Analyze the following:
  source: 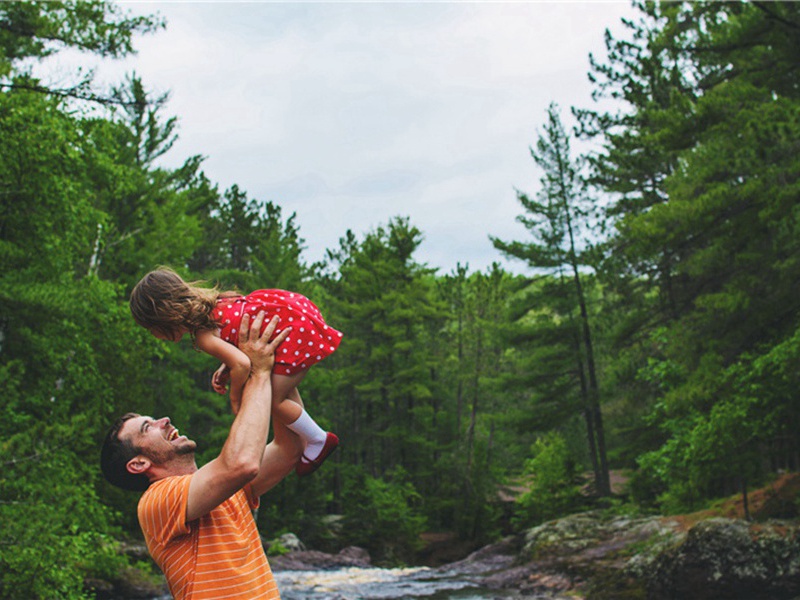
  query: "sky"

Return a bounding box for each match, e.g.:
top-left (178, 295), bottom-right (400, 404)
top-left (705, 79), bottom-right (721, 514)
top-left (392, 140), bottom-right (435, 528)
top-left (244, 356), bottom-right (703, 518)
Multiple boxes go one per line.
top-left (47, 1), bottom-right (638, 275)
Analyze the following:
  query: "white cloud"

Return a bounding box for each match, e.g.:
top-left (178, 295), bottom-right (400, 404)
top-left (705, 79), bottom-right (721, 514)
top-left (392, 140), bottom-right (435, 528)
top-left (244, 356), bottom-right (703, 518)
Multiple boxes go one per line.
top-left (42, 1), bottom-right (637, 274)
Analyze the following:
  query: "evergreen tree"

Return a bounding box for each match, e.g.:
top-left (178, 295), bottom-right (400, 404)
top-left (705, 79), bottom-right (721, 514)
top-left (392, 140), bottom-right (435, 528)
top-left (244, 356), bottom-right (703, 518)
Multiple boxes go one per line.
top-left (583, 0), bottom-right (800, 507)
top-left (0, 4), bottom-right (167, 595)
top-left (493, 103), bottom-right (610, 496)
top-left (322, 217), bottom-right (442, 479)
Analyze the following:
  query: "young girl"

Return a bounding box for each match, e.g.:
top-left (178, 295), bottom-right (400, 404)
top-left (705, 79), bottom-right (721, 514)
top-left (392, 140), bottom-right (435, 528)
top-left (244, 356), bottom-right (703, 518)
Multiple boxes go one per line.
top-left (129, 267), bottom-right (340, 476)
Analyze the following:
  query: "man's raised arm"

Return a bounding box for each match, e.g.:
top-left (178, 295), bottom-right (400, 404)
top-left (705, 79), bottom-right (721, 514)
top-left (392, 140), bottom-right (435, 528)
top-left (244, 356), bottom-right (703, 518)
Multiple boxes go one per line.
top-left (185, 312), bottom-right (289, 522)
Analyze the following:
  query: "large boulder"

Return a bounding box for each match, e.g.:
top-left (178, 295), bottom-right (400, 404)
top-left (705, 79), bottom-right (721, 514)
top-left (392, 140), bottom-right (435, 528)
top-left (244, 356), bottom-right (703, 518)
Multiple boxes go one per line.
top-left (646, 518), bottom-right (800, 600)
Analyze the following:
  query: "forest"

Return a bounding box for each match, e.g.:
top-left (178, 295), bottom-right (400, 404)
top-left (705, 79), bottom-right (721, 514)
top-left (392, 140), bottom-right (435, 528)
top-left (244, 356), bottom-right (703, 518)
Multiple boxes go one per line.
top-left (1, 1), bottom-right (799, 598)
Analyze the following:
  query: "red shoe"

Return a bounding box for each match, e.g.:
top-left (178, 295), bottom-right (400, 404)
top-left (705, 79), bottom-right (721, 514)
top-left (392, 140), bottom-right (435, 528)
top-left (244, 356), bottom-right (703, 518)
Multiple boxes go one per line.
top-left (296, 432), bottom-right (339, 477)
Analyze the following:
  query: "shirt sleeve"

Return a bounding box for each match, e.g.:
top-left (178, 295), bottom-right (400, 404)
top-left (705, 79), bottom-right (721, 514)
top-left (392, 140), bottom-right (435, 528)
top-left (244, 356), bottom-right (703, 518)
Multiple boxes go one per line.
top-left (138, 475), bottom-right (193, 545)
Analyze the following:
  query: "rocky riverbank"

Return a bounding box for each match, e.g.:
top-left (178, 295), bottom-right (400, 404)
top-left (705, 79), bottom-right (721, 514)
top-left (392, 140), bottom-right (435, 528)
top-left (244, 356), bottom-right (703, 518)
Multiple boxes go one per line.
top-left (92, 512), bottom-right (799, 600)
top-left (439, 512), bottom-right (800, 599)
top-left (89, 474), bottom-right (800, 599)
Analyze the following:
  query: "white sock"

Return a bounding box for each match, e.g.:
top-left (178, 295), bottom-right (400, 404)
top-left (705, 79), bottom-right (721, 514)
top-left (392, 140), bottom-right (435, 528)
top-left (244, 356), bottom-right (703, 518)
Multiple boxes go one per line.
top-left (286, 409), bottom-right (327, 460)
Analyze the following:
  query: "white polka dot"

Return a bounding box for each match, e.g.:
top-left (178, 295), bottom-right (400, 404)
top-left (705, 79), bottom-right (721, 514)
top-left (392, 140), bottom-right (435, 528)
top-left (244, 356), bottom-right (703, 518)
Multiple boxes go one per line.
top-left (218, 311), bottom-right (223, 316)
top-left (319, 343), bottom-right (324, 348)
top-left (228, 304), bottom-right (233, 308)
top-left (289, 317), bottom-right (294, 321)
top-left (308, 341), bottom-right (313, 346)
top-left (234, 312), bottom-right (239, 316)
top-left (300, 327), bottom-right (305, 332)
top-left (283, 349), bottom-right (288, 353)
top-left (305, 353), bottom-right (310, 358)
top-left (330, 346), bottom-right (335, 351)
top-left (316, 355), bottom-right (321, 360)
top-left (295, 351), bottom-right (300, 355)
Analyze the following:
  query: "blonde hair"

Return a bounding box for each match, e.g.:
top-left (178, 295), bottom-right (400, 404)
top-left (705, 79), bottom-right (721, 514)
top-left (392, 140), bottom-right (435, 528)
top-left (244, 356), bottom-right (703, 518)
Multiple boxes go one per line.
top-left (130, 267), bottom-right (235, 337)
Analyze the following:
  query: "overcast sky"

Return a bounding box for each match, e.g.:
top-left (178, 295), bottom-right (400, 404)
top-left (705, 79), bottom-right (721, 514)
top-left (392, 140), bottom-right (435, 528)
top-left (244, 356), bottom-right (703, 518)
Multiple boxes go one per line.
top-left (52, 1), bottom-right (637, 275)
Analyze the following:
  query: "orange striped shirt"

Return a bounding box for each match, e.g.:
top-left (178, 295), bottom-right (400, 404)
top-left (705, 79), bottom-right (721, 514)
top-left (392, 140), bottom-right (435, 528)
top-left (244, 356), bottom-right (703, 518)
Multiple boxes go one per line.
top-left (138, 475), bottom-right (280, 600)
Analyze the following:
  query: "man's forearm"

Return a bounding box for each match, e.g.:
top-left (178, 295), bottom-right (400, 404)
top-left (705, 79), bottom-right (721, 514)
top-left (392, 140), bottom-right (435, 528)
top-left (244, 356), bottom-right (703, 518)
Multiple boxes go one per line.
top-left (219, 370), bottom-right (273, 472)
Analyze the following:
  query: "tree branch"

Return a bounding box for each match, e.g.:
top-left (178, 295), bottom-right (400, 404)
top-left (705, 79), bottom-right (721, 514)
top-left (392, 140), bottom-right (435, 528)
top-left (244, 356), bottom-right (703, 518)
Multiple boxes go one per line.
top-left (0, 80), bottom-right (151, 107)
top-left (752, 2), bottom-right (800, 31)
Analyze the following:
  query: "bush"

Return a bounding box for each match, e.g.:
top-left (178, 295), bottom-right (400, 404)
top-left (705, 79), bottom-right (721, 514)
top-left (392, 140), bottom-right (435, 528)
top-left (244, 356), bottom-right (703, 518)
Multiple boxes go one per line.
top-left (513, 432), bottom-right (582, 528)
top-left (340, 466), bottom-right (427, 564)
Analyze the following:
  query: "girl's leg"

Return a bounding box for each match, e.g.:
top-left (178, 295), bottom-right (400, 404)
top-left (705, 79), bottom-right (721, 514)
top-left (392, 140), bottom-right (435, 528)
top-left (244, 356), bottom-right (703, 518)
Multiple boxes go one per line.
top-left (271, 371), bottom-right (308, 424)
top-left (272, 372), bottom-right (338, 474)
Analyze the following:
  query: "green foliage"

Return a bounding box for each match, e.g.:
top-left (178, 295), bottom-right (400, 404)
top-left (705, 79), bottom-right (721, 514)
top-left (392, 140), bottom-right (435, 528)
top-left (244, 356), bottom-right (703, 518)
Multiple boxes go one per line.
top-left (340, 466), bottom-right (427, 564)
top-left (513, 432), bottom-right (582, 527)
top-left (493, 102), bottom-right (611, 496)
top-left (5, 0), bottom-right (800, 592)
top-left (582, 0), bottom-right (800, 511)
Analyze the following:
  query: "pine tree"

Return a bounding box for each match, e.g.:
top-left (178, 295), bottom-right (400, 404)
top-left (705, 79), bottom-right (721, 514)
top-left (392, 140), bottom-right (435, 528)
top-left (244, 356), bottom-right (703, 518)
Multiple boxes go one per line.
top-left (493, 103), bottom-right (610, 496)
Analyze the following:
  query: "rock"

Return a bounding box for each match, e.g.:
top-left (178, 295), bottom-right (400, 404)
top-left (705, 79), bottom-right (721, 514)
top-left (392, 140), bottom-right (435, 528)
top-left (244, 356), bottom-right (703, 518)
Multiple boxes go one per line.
top-left (417, 532), bottom-right (482, 567)
top-left (86, 566), bottom-right (169, 600)
top-left (646, 518), bottom-right (800, 600)
top-left (269, 546), bottom-right (372, 571)
top-left (438, 511), bottom-right (686, 599)
top-left (276, 532), bottom-right (307, 552)
top-left (320, 514), bottom-right (344, 536)
top-left (438, 535), bottom-right (520, 576)
top-left (337, 546), bottom-right (371, 563)
top-left (84, 542), bottom-right (169, 600)
top-left (118, 541), bottom-right (151, 562)
top-left (522, 510), bottom-right (675, 562)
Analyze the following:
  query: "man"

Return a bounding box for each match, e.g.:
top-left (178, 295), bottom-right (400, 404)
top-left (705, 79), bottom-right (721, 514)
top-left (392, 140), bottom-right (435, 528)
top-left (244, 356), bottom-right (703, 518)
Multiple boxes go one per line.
top-left (101, 312), bottom-right (302, 599)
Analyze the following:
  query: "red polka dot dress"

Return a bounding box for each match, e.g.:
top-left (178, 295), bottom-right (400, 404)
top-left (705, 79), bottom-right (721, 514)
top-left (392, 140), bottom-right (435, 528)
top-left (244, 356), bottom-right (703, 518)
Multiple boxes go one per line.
top-left (214, 290), bottom-right (342, 376)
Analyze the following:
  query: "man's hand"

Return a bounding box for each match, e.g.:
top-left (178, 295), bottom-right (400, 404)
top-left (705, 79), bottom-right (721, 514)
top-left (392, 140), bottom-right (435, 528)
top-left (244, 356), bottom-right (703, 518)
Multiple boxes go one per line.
top-left (237, 312), bottom-right (290, 376)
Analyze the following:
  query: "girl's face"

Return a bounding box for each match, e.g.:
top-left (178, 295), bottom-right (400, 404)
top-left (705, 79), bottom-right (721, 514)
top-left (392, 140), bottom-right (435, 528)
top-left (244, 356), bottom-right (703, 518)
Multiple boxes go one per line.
top-left (150, 327), bottom-right (187, 342)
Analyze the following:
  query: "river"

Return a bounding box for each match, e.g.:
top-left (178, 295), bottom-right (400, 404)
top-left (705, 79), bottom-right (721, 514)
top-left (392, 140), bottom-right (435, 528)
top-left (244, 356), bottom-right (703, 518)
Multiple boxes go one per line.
top-left (153, 565), bottom-right (566, 599)
top-left (271, 566), bottom-right (567, 599)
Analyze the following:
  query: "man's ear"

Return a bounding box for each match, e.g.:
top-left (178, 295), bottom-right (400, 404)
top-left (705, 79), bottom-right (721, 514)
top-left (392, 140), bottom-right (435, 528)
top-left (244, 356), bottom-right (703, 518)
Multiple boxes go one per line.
top-left (126, 456), bottom-right (150, 475)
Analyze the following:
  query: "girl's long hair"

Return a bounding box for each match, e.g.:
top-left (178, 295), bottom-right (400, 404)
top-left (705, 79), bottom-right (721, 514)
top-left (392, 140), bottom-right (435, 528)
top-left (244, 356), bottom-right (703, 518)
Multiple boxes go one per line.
top-left (130, 267), bottom-right (236, 337)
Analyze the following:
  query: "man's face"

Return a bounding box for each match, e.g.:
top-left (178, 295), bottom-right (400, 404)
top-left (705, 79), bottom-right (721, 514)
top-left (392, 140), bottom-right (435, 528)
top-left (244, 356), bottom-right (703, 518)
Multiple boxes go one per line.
top-left (119, 415), bottom-right (197, 466)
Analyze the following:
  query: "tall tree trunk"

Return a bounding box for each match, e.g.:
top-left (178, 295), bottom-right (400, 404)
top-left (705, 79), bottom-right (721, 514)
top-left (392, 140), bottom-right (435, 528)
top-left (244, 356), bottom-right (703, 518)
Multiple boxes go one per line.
top-left (570, 264), bottom-right (611, 496)
top-left (560, 268), bottom-right (602, 492)
top-left (466, 329), bottom-right (482, 472)
top-left (456, 303), bottom-right (464, 434)
top-left (554, 125), bottom-right (611, 497)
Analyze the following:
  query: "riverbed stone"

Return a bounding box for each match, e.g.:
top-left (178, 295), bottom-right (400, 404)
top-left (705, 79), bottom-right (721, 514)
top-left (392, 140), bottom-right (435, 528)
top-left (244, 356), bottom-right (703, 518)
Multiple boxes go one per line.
top-left (269, 545), bottom-right (372, 570)
top-left (646, 517), bottom-right (800, 600)
top-left (276, 532), bottom-right (307, 552)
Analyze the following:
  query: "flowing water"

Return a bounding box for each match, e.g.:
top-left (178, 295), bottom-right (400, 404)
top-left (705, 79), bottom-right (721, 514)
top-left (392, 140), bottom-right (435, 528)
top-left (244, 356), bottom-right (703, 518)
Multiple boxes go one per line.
top-left (272, 566), bottom-right (564, 600)
top-left (153, 565), bottom-right (570, 599)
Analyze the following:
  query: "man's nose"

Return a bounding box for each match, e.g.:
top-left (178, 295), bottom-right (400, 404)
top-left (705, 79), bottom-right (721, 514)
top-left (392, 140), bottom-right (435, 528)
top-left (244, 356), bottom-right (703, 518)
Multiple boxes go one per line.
top-left (157, 417), bottom-right (170, 428)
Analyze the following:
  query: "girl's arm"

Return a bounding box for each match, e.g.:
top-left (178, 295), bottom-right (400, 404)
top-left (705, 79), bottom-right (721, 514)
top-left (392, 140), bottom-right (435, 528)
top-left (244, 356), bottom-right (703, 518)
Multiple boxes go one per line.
top-left (195, 330), bottom-right (251, 413)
